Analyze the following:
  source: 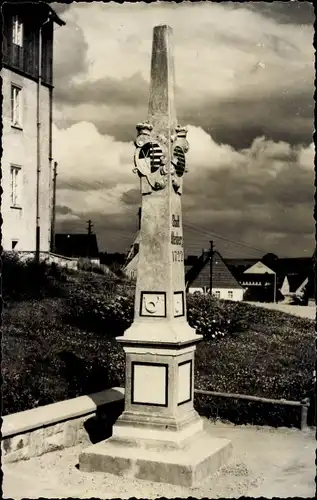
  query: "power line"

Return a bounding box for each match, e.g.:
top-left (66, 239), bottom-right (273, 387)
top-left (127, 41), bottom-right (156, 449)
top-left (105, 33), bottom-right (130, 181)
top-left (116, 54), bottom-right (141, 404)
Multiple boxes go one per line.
top-left (182, 222), bottom-right (265, 254)
top-left (56, 177), bottom-right (267, 255)
top-left (120, 190), bottom-right (267, 254)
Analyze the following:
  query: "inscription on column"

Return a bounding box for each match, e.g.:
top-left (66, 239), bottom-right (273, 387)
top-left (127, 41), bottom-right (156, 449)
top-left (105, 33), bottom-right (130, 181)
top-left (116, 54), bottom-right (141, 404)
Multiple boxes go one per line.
top-left (172, 250), bottom-right (183, 262)
top-left (172, 214), bottom-right (180, 227)
top-left (171, 213), bottom-right (183, 262)
top-left (171, 232), bottom-right (183, 245)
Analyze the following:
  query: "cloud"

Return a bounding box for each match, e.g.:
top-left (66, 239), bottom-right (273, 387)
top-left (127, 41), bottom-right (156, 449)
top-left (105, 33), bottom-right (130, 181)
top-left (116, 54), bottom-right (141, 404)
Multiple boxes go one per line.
top-left (55, 205), bottom-right (73, 215)
top-left (55, 72), bottom-right (148, 107)
top-left (55, 120), bottom-right (314, 256)
top-left (53, 10), bottom-right (89, 85)
top-left (234, 2), bottom-right (315, 26)
top-left (53, 122), bottom-right (137, 222)
top-left (51, 3), bottom-right (72, 16)
top-left (53, 2), bottom-right (314, 150)
top-left (52, 2), bottom-right (314, 256)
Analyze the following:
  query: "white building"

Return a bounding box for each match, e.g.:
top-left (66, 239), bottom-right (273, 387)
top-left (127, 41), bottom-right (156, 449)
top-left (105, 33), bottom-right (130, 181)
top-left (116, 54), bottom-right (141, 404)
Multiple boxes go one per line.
top-left (122, 232), bottom-right (140, 280)
top-left (185, 250), bottom-right (244, 301)
top-left (1, 2), bottom-right (65, 253)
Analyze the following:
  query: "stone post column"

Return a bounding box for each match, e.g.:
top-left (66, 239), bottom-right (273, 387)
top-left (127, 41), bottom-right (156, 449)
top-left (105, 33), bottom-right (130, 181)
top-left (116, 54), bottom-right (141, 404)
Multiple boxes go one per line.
top-left (79, 25), bottom-right (232, 486)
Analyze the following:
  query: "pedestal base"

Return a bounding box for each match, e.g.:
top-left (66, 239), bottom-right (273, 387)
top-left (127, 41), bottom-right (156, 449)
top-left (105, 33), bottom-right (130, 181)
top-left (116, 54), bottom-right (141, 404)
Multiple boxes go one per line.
top-left (79, 429), bottom-right (232, 487)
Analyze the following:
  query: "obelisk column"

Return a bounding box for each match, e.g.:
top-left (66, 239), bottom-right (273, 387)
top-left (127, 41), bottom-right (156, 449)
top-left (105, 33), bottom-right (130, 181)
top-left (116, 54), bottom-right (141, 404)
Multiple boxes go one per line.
top-left (79, 25), bottom-right (232, 486)
top-left (113, 24), bottom-right (203, 442)
top-left (123, 25), bottom-right (196, 343)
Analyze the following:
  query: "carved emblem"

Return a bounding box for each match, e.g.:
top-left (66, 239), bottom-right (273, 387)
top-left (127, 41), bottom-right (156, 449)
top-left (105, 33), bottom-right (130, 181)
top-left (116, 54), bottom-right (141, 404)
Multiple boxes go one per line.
top-left (133, 121), bottom-right (189, 195)
top-left (171, 125), bottom-right (189, 195)
top-left (133, 121), bottom-right (169, 194)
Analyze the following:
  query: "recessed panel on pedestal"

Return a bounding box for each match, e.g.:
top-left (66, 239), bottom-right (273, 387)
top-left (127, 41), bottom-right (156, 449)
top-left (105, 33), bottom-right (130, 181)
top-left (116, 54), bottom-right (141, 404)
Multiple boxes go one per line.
top-left (174, 291), bottom-right (184, 317)
top-left (178, 360), bottom-right (192, 405)
top-left (131, 362), bottom-right (168, 406)
top-left (140, 291), bottom-right (166, 317)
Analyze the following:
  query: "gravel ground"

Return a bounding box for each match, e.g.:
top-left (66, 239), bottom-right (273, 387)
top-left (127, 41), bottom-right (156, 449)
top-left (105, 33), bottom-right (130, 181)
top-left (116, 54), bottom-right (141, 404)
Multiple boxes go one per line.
top-left (245, 302), bottom-right (316, 320)
top-left (3, 419), bottom-right (315, 499)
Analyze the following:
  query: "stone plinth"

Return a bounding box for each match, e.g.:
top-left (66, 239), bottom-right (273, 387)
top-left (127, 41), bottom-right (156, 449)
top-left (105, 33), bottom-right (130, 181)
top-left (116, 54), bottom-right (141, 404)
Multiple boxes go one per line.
top-left (79, 430), bottom-right (232, 487)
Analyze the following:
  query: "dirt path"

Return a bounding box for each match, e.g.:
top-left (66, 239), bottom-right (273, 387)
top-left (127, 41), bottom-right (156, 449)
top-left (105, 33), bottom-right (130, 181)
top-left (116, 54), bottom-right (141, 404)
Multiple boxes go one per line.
top-left (3, 419), bottom-right (315, 498)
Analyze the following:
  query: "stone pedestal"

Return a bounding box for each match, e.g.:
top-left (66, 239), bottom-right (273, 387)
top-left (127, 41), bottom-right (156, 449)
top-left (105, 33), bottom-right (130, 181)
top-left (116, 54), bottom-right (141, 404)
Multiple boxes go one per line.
top-left (79, 24), bottom-right (232, 485)
top-left (79, 429), bottom-right (232, 487)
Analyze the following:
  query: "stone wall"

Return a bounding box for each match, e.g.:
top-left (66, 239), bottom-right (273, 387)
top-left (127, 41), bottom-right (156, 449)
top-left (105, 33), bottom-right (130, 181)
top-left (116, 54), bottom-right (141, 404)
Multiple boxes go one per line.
top-left (2, 387), bottom-right (124, 464)
top-left (2, 415), bottom-right (92, 463)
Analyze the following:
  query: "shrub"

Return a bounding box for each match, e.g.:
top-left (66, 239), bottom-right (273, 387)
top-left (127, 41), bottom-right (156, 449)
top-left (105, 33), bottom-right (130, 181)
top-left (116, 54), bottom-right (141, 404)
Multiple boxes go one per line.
top-left (186, 293), bottom-right (246, 340)
top-left (193, 312), bottom-right (315, 428)
top-left (1, 252), bottom-right (66, 302)
top-left (2, 272), bottom-right (315, 429)
top-left (2, 299), bottom-right (125, 415)
top-left (66, 290), bottom-right (246, 340)
top-left (194, 393), bottom-right (302, 428)
top-left (66, 288), bottom-right (134, 336)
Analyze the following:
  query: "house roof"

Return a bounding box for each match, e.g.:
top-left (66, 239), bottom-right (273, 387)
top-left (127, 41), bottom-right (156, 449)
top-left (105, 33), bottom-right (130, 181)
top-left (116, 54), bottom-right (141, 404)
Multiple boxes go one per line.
top-left (284, 274), bottom-right (309, 293)
top-left (55, 234), bottom-right (99, 258)
top-left (3, 2), bottom-right (66, 26)
top-left (226, 256), bottom-right (314, 282)
top-left (186, 251), bottom-right (243, 290)
top-left (243, 261), bottom-right (275, 274)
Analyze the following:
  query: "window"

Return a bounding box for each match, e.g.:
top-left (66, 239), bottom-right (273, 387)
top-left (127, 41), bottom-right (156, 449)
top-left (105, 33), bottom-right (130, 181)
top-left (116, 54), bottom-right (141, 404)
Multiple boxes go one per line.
top-left (12, 15), bottom-right (23, 47)
top-left (10, 165), bottom-right (21, 207)
top-left (11, 85), bottom-right (22, 128)
top-left (12, 240), bottom-right (18, 250)
top-left (214, 291), bottom-right (220, 299)
top-left (228, 291), bottom-right (233, 299)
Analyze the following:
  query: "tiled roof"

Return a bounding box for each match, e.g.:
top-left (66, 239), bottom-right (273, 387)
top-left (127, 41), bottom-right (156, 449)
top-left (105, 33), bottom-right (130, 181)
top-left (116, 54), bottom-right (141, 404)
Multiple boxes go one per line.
top-left (186, 251), bottom-right (243, 289)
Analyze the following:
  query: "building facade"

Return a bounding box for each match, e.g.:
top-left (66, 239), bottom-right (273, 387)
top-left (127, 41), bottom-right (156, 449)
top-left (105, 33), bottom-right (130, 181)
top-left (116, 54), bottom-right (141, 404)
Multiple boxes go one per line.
top-left (1, 3), bottom-right (64, 252)
top-left (185, 250), bottom-right (245, 301)
top-left (122, 232), bottom-right (140, 280)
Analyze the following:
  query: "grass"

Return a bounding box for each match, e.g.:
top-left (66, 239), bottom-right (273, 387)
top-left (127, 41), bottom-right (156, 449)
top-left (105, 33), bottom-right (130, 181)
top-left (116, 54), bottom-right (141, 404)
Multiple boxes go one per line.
top-left (1, 259), bottom-right (315, 427)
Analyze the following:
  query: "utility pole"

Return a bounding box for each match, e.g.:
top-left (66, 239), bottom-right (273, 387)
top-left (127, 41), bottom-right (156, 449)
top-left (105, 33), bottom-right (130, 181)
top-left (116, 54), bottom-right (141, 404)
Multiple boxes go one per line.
top-left (50, 161), bottom-right (58, 253)
top-left (87, 219), bottom-right (93, 236)
top-left (87, 219), bottom-right (93, 258)
top-left (209, 240), bottom-right (214, 295)
top-left (138, 207), bottom-right (142, 230)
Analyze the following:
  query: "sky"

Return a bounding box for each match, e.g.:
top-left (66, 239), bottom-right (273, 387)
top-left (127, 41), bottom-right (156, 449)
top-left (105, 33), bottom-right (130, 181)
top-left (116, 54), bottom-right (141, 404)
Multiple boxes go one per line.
top-left (51, 1), bottom-right (315, 258)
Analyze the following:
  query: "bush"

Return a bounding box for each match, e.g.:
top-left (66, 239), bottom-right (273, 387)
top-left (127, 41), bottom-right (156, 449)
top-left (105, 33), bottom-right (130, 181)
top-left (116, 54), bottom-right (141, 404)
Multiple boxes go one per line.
top-left (2, 252), bottom-right (66, 302)
top-left (66, 288), bottom-right (134, 336)
top-left (195, 393), bottom-right (302, 428)
top-left (193, 305), bottom-right (315, 428)
top-left (66, 290), bottom-right (246, 340)
top-left (186, 293), bottom-right (245, 340)
top-left (2, 299), bottom-right (125, 415)
top-left (2, 270), bottom-right (315, 428)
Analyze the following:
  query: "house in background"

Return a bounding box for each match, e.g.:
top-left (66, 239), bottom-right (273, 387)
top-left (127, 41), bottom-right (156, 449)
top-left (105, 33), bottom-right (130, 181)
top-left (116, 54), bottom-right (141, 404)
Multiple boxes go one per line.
top-left (121, 232), bottom-right (315, 304)
top-left (54, 233), bottom-right (100, 265)
top-left (121, 232), bottom-right (140, 280)
top-left (1, 2), bottom-right (65, 253)
top-left (280, 274), bottom-right (309, 303)
top-left (185, 250), bottom-right (244, 301)
top-left (240, 260), bottom-right (277, 302)
top-left (230, 255), bottom-right (314, 304)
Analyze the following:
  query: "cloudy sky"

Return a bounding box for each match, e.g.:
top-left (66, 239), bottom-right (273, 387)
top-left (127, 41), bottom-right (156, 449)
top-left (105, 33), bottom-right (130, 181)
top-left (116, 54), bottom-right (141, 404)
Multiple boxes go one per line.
top-left (51, 1), bottom-right (315, 258)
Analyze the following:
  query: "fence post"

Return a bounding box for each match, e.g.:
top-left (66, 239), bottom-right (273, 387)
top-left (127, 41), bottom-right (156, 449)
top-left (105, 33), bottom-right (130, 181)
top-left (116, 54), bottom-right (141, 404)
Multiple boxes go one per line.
top-left (300, 397), bottom-right (310, 430)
